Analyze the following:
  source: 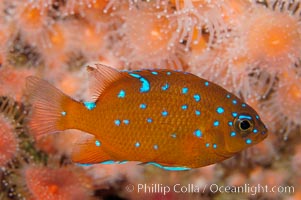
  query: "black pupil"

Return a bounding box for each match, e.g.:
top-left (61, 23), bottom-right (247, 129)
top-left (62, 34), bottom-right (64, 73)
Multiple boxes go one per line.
top-left (240, 120), bottom-right (250, 130)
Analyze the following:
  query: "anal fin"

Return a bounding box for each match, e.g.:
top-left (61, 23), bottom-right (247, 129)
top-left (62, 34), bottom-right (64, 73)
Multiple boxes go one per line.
top-left (72, 137), bottom-right (113, 164)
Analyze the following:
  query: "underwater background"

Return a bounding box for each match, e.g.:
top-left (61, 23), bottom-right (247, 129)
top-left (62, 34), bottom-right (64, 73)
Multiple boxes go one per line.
top-left (0, 0), bottom-right (300, 199)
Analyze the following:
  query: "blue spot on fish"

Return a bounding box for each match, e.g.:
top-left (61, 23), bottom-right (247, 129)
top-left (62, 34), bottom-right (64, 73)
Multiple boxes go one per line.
top-left (135, 142), bottom-right (140, 148)
top-left (151, 71), bottom-right (158, 75)
top-left (195, 110), bottom-right (201, 116)
top-left (171, 133), bottom-right (177, 138)
top-left (216, 107), bottom-right (224, 114)
top-left (232, 112), bottom-right (238, 117)
top-left (167, 72), bottom-right (171, 75)
top-left (61, 111), bottom-right (66, 116)
top-left (140, 77), bottom-right (150, 93)
top-left (153, 144), bottom-right (158, 150)
top-left (238, 114), bottom-right (252, 120)
top-left (84, 102), bottom-right (96, 110)
top-left (213, 144), bottom-right (217, 149)
top-left (161, 110), bottom-right (168, 116)
top-left (213, 120), bottom-right (220, 127)
top-left (140, 103), bottom-right (147, 109)
top-left (228, 121), bottom-right (233, 126)
top-left (95, 140), bottom-right (101, 147)
top-left (182, 87), bottom-right (188, 94)
top-left (193, 94), bottom-right (201, 102)
top-left (181, 104), bottom-right (188, 110)
top-left (246, 139), bottom-right (252, 144)
top-left (205, 81), bottom-right (209, 86)
top-left (242, 103), bottom-right (246, 108)
top-left (230, 131), bottom-right (236, 137)
top-left (123, 119), bottom-right (130, 124)
top-left (118, 90), bottom-right (126, 98)
top-left (256, 115), bottom-right (260, 119)
top-left (226, 94), bottom-right (231, 99)
top-left (147, 118), bottom-right (153, 123)
top-left (253, 129), bottom-right (258, 133)
top-left (232, 99), bottom-right (237, 105)
top-left (129, 73), bottom-right (140, 78)
top-left (194, 129), bottom-right (202, 138)
top-left (114, 119), bottom-right (121, 126)
top-left (161, 83), bottom-right (169, 91)
top-left (206, 143), bottom-right (210, 148)
top-left (129, 73), bottom-right (150, 93)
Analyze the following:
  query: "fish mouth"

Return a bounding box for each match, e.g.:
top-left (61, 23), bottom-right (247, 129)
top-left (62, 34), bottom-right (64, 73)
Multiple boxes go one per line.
top-left (262, 131), bottom-right (268, 139)
top-left (252, 128), bottom-right (268, 144)
top-left (260, 126), bottom-right (268, 138)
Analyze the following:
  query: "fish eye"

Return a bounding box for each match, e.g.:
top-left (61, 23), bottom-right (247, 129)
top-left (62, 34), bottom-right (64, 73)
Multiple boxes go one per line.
top-left (234, 114), bottom-right (254, 134)
top-left (239, 120), bottom-right (251, 130)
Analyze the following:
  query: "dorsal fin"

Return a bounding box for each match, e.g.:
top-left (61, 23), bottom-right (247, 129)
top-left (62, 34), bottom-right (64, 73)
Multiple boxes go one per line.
top-left (86, 63), bottom-right (124, 101)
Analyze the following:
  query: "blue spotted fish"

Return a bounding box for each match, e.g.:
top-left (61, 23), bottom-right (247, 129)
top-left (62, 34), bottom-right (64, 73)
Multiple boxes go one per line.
top-left (26, 64), bottom-right (268, 170)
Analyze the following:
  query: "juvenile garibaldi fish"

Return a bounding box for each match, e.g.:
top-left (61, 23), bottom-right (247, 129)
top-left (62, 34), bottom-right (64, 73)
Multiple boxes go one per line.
top-left (26, 64), bottom-right (268, 171)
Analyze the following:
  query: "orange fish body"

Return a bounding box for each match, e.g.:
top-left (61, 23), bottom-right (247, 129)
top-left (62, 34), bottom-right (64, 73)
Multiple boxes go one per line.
top-left (27, 64), bottom-right (267, 170)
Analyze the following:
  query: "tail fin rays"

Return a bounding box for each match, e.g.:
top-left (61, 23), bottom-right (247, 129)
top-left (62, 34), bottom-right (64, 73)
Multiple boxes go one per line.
top-left (26, 76), bottom-right (73, 138)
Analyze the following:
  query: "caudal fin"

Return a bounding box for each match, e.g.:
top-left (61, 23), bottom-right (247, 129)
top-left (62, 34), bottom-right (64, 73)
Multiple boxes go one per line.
top-left (26, 76), bottom-right (77, 138)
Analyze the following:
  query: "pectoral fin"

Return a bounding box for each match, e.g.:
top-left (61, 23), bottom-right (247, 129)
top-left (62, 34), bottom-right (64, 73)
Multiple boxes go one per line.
top-left (72, 137), bottom-right (113, 164)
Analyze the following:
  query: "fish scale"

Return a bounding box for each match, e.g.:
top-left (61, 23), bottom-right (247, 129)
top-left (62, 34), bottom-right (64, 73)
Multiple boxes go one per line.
top-left (26, 64), bottom-right (268, 170)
